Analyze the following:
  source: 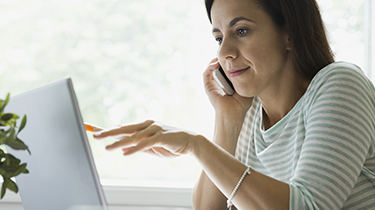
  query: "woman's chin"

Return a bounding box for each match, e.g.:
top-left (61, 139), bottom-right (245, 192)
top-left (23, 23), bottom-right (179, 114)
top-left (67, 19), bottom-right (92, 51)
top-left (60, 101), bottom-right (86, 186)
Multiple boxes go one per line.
top-left (234, 88), bottom-right (253, 98)
top-left (234, 82), bottom-right (258, 98)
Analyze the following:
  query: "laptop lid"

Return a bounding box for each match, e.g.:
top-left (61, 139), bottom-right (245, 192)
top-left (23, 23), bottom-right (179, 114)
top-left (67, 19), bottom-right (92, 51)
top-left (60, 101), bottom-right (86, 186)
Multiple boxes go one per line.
top-left (6, 78), bottom-right (107, 210)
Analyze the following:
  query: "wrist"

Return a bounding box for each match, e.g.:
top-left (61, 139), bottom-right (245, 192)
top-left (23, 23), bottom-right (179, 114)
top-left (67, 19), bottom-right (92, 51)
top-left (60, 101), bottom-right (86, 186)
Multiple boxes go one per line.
top-left (213, 110), bottom-right (247, 154)
top-left (189, 134), bottom-right (209, 159)
top-left (215, 107), bottom-right (247, 123)
top-left (214, 110), bottom-right (247, 139)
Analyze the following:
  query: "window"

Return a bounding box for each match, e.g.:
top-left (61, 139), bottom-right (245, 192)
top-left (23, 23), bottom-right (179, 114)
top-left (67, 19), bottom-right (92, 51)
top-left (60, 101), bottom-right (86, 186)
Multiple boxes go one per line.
top-left (319, 0), bottom-right (365, 74)
top-left (0, 0), bottom-right (215, 189)
top-left (0, 0), bottom-right (372, 208)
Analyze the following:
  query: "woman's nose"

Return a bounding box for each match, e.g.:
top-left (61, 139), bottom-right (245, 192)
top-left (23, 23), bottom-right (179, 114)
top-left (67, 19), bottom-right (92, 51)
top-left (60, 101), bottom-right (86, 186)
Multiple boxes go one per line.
top-left (217, 38), bottom-right (238, 61)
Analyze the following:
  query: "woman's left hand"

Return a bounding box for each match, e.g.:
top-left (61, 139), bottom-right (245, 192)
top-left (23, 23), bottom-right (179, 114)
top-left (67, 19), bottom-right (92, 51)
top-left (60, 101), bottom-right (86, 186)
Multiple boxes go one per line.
top-left (93, 120), bottom-right (202, 157)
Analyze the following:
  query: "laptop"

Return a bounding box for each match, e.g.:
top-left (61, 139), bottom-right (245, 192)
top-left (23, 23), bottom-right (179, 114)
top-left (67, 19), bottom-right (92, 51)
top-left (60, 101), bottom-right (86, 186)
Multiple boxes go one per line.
top-left (6, 78), bottom-right (108, 210)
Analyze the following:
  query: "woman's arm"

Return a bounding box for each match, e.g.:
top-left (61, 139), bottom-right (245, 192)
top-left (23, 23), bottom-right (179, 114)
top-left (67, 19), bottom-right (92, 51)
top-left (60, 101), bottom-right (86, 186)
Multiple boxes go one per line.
top-left (192, 111), bottom-right (245, 210)
top-left (192, 135), bottom-right (290, 210)
top-left (192, 58), bottom-right (253, 209)
top-left (97, 119), bottom-right (290, 210)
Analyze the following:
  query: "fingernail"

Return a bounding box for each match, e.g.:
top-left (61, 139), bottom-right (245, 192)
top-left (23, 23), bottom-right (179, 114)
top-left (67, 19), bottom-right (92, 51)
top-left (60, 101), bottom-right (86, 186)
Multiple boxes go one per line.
top-left (94, 132), bottom-right (102, 136)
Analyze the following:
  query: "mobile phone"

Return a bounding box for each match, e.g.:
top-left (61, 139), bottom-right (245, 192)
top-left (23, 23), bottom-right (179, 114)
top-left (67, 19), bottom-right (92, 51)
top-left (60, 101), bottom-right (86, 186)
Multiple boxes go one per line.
top-left (212, 66), bottom-right (235, 96)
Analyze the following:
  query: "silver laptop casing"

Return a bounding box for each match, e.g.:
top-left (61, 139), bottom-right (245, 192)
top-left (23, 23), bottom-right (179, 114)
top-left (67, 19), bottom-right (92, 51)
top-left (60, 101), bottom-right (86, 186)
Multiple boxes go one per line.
top-left (6, 78), bottom-right (107, 210)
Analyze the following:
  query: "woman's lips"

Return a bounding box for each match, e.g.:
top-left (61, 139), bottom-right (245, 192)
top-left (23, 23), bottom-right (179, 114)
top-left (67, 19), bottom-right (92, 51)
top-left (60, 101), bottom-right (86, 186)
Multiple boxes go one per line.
top-left (228, 67), bottom-right (249, 78)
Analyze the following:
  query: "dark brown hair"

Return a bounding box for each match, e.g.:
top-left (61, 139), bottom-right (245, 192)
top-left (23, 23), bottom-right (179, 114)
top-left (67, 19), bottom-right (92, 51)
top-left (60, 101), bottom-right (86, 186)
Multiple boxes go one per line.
top-left (205, 0), bottom-right (335, 79)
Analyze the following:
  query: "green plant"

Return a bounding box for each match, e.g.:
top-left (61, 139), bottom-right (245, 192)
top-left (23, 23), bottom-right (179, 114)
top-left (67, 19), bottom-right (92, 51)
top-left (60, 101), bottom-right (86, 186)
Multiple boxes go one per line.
top-left (0, 93), bottom-right (30, 199)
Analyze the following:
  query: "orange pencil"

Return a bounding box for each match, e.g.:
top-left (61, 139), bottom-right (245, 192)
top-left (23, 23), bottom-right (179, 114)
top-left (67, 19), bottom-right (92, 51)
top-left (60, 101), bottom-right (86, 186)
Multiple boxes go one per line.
top-left (85, 123), bottom-right (124, 141)
top-left (84, 123), bottom-right (103, 132)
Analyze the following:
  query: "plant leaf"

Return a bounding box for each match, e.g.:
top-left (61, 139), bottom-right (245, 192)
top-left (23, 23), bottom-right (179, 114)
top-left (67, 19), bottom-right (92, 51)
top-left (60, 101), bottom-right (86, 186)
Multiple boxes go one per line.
top-left (6, 138), bottom-right (29, 152)
top-left (22, 168), bottom-right (29, 174)
top-left (11, 163), bottom-right (27, 177)
top-left (4, 127), bottom-right (16, 144)
top-left (15, 138), bottom-right (31, 155)
top-left (0, 158), bottom-right (23, 177)
top-left (0, 113), bottom-right (13, 121)
top-left (18, 115), bottom-right (27, 133)
top-left (0, 178), bottom-right (6, 199)
top-left (0, 93), bottom-right (10, 114)
top-left (5, 178), bottom-right (18, 193)
top-left (0, 166), bottom-right (17, 177)
top-left (4, 94), bottom-right (9, 108)
top-left (4, 153), bottom-right (20, 165)
top-left (0, 168), bottom-right (5, 175)
top-left (0, 132), bottom-right (6, 144)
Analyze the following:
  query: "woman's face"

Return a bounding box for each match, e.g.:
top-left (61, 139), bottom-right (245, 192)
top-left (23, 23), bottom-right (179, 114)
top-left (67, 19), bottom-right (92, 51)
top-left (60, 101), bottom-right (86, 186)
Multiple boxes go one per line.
top-left (211, 0), bottom-right (293, 98)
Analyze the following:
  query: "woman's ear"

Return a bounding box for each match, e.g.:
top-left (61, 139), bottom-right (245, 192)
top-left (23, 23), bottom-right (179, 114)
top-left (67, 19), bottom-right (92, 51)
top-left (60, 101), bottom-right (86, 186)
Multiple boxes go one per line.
top-left (285, 33), bottom-right (292, 51)
top-left (281, 26), bottom-right (292, 51)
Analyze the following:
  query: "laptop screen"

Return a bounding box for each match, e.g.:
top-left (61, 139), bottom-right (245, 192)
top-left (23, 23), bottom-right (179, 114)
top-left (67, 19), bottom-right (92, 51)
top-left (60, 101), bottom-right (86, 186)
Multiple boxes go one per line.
top-left (6, 78), bottom-right (107, 210)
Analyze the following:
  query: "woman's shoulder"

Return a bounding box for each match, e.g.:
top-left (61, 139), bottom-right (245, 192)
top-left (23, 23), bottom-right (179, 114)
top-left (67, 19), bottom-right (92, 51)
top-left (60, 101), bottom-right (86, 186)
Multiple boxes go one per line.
top-left (313, 61), bottom-right (368, 82)
top-left (308, 61), bottom-right (374, 92)
top-left (301, 61), bottom-right (375, 113)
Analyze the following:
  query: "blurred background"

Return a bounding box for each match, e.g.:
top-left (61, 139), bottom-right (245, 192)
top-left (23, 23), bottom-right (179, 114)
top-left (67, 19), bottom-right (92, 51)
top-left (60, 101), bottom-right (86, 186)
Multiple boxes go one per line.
top-left (0, 0), bottom-right (367, 188)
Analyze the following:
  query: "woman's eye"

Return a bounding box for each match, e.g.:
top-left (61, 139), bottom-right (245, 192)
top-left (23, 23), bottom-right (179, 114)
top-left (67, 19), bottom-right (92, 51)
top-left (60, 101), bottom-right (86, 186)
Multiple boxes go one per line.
top-left (215, 37), bottom-right (223, 45)
top-left (237, 28), bottom-right (248, 36)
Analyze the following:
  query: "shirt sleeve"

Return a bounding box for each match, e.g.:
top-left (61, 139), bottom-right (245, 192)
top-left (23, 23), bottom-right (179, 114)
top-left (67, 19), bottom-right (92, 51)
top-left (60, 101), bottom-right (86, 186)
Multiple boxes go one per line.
top-left (289, 65), bottom-right (375, 209)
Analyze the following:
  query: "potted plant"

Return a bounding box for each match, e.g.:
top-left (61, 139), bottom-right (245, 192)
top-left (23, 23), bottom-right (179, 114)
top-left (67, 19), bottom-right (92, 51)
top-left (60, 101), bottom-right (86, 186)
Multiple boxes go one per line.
top-left (0, 93), bottom-right (30, 199)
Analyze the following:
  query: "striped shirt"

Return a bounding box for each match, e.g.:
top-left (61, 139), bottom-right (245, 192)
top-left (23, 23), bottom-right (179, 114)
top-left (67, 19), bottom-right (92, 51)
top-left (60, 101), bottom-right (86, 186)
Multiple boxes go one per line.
top-left (236, 62), bottom-right (375, 209)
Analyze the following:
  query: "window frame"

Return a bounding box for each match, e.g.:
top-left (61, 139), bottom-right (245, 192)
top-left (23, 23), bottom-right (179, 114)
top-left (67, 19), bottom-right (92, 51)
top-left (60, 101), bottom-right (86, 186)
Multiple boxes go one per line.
top-left (0, 185), bottom-right (193, 209)
top-left (365, 0), bottom-right (375, 81)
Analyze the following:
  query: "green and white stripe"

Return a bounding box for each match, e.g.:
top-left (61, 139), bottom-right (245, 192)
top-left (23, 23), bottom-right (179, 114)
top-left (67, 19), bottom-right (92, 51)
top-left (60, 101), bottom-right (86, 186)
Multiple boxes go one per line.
top-left (236, 62), bottom-right (375, 209)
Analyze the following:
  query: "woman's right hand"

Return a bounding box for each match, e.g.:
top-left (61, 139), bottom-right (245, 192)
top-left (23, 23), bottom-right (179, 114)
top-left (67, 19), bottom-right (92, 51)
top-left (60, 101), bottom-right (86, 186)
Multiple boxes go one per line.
top-left (203, 58), bottom-right (253, 117)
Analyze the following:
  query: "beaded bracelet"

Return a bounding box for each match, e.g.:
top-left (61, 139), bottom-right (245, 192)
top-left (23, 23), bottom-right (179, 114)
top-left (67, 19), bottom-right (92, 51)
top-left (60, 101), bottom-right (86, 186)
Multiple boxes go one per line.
top-left (227, 166), bottom-right (251, 210)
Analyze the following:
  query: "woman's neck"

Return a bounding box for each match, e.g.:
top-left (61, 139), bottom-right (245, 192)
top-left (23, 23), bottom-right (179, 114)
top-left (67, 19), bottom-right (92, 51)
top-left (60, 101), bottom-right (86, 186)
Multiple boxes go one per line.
top-left (260, 73), bottom-right (311, 130)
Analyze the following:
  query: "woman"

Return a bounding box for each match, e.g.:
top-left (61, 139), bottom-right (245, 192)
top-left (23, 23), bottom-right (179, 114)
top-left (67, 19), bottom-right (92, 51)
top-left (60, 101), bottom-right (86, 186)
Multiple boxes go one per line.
top-left (94, 0), bottom-right (375, 209)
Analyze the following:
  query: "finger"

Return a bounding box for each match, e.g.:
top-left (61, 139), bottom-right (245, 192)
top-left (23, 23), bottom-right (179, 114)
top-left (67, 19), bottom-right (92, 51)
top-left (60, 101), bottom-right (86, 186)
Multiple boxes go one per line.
top-left (105, 123), bottom-right (157, 150)
top-left (204, 61), bottom-right (226, 95)
top-left (203, 59), bottom-right (220, 84)
top-left (122, 135), bottom-right (161, 155)
top-left (94, 120), bottom-right (154, 139)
